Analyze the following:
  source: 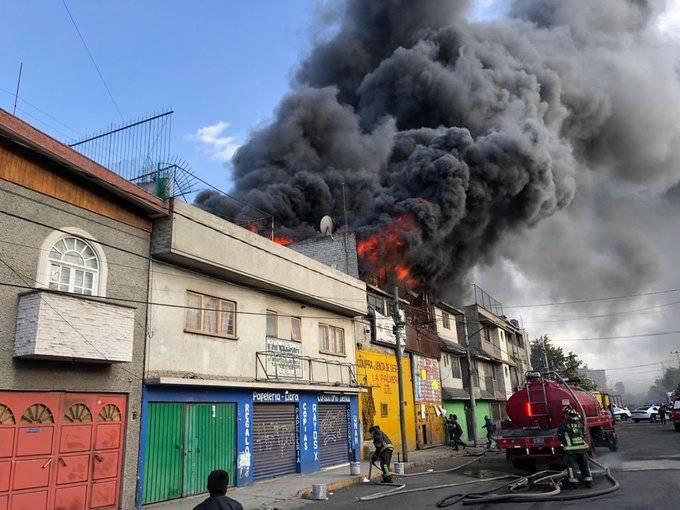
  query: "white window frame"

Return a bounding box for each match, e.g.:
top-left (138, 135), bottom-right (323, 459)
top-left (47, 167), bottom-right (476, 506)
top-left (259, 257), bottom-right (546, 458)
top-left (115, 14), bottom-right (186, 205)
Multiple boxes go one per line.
top-left (266, 310), bottom-right (278, 337)
top-left (291, 316), bottom-right (302, 342)
top-left (441, 311), bottom-right (451, 329)
top-left (36, 228), bottom-right (108, 296)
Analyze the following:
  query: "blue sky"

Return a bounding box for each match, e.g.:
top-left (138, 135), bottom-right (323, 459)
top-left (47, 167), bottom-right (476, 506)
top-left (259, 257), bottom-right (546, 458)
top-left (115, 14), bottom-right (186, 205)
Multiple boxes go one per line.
top-left (1, 1), bottom-right (506, 192)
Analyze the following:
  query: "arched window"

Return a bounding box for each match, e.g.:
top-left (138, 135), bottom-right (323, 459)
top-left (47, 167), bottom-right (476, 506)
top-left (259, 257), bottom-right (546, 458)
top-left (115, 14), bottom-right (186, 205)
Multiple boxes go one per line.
top-left (48, 236), bottom-right (100, 295)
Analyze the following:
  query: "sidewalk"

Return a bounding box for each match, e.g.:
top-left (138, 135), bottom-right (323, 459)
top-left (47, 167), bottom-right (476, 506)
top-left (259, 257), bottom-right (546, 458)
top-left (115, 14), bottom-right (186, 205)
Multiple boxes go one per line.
top-left (148, 446), bottom-right (469, 510)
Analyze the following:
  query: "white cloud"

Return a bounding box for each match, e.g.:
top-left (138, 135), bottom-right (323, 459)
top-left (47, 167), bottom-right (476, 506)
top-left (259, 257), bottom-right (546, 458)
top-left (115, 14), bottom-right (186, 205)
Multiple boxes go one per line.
top-left (657, 2), bottom-right (680, 39)
top-left (186, 121), bottom-right (241, 162)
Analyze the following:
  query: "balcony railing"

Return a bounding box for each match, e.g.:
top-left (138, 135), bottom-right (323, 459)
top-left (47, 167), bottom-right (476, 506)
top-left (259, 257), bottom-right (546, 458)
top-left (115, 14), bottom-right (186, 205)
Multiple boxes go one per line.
top-left (256, 350), bottom-right (358, 387)
top-left (473, 284), bottom-right (504, 317)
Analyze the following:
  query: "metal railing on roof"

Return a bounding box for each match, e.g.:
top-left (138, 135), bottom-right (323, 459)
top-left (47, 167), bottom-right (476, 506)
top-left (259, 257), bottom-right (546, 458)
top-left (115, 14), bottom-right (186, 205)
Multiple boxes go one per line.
top-left (472, 284), bottom-right (504, 317)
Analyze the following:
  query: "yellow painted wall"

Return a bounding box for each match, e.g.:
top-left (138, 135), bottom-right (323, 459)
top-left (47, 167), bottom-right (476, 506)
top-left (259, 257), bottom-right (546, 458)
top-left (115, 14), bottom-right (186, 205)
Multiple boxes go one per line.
top-left (356, 346), bottom-right (417, 457)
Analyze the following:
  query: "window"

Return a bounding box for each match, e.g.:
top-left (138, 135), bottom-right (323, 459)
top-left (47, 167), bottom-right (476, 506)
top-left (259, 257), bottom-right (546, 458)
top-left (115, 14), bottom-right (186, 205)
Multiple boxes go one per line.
top-left (381, 403), bottom-right (389, 418)
top-left (367, 294), bottom-right (386, 315)
top-left (443, 353), bottom-right (449, 367)
top-left (451, 357), bottom-right (462, 379)
top-left (185, 291), bottom-right (236, 337)
top-left (319, 324), bottom-right (346, 355)
top-left (266, 310), bottom-right (278, 337)
top-left (48, 237), bottom-right (99, 295)
top-left (291, 317), bottom-right (302, 341)
top-left (441, 311), bottom-right (451, 329)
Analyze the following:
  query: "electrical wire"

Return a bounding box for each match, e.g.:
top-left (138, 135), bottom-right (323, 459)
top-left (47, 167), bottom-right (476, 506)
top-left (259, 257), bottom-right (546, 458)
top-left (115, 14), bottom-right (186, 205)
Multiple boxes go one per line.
top-left (61, 0), bottom-right (123, 119)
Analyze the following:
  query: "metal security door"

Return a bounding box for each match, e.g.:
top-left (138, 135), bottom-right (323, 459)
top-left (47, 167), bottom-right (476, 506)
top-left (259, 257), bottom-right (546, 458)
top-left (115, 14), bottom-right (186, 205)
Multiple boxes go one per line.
top-left (252, 404), bottom-right (297, 480)
top-left (142, 403), bottom-right (184, 505)
top-left (183, 404), bottom-right (236, 496)
top-left (0, 391), bottom-right (126, 510)
top-left (318, 404), bottom-right (349, 468)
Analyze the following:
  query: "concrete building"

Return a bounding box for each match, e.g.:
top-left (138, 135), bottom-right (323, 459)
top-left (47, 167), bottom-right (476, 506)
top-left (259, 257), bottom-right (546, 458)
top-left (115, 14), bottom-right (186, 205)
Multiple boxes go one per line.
top-left (0, 109), bottom-right (166, 509)
top-left (138, 200), bottom-right (367, 506)
top-left (578, 367), bottom-right (607, 390)
top-left (357, 285), bottom-right (417, 457)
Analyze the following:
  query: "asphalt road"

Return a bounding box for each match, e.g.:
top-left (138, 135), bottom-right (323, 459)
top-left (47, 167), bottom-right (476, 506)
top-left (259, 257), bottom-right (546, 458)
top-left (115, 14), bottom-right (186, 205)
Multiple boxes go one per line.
top-left (300, 420), bottom-right (680, 510)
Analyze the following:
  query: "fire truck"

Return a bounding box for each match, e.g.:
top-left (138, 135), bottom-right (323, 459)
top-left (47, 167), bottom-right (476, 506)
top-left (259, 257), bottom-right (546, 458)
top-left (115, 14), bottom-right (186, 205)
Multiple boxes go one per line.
top-left (496, 372), bottom-right (618, 469)
top-left (671, 386), bottom-right (680, 431)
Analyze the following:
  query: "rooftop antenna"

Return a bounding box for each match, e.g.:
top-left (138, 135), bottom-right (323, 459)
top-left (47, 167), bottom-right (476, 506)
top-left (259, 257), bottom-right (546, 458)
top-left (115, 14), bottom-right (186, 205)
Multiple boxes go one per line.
top-left (12, 62), bottom-right (23, 115)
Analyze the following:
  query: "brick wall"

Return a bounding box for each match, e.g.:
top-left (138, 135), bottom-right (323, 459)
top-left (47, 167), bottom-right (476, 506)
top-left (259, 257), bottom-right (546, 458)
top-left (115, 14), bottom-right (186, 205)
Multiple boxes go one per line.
top-left (290, 233), bottom-right (360, 278)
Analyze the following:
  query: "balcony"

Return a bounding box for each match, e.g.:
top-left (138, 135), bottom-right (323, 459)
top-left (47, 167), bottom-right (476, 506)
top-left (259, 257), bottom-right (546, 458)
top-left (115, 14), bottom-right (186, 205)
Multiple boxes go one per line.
top-left (256, 350), bottom-right (358, 387)
top-left (14, 290), bottom-right (135, 363)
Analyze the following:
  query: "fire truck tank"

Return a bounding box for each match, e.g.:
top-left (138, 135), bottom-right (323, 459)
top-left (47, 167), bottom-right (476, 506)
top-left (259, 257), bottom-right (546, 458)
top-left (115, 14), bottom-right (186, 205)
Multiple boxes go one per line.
top-left (506, 378), bottom-right (601, 428)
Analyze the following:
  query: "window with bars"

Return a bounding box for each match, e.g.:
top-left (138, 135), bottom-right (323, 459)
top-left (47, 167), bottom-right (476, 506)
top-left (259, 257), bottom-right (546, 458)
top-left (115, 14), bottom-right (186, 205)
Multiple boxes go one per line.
top-left (381, 403), bottom-right (389, 417)
top-left (319, 324), bottom-right (346, 355)
top-left (291, 317), bottom-right (302, 341)
top-left (48, 237), bottom-right (99, 295)
top-left (367, 294), bottom-right (386, 315)
top-left (185, 291), bottom-right (236, 338)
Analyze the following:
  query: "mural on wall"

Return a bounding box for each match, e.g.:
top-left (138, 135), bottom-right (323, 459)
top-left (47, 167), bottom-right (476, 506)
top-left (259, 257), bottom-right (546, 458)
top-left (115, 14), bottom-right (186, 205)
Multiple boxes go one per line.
top-left (414, 355), bottom-right (442, 403)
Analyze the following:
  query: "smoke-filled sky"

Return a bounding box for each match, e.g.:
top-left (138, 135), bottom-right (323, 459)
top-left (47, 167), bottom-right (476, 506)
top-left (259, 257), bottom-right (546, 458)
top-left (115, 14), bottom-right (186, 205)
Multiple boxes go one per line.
top-left (196, 0), bottom-right (680, 393)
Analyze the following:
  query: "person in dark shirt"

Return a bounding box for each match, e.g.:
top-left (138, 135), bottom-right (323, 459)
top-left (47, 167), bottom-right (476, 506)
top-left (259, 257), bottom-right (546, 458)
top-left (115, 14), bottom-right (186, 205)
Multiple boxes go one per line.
top-left (369, 425), bottom-right (394, 483)
top-left (193, 470), bottom-right (243, 510)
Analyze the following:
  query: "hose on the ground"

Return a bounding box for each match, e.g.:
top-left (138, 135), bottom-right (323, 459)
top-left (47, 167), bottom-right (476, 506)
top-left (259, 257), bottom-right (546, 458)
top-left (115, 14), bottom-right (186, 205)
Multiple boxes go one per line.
top-left (452, 457), bottom-right (620, 505)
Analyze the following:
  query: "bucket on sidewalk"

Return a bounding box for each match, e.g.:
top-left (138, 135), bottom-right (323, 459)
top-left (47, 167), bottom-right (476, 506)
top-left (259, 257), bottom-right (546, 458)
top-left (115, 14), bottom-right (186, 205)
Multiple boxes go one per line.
top-left (394, 462), bottom-right (405, 475)
top-left (350, 461), bottom-right (361, 475)
top-left (312, 484), bottom-right (328, 500)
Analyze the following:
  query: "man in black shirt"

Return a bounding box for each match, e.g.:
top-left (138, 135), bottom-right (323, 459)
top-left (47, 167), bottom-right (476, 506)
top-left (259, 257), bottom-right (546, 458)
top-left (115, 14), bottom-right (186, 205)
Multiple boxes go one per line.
top-left (193, 470), bottom-right (243, 510)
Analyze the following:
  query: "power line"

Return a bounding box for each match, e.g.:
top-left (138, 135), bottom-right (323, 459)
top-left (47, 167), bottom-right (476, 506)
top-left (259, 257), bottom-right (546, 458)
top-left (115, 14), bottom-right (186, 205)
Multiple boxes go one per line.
top-left (61, 0), bottom-right (123, 120)
top-left (0, 86), bottom-right (81, 137)
top-left (504, 288), bottom-right (680, 309)
top-left (550, 329), bottom-right (680, 342)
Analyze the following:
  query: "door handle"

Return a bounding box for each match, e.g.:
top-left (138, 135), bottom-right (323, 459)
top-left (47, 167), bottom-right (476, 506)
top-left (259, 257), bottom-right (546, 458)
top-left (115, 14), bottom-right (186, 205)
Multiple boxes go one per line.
top-left (94, 453), bottom-right (103, 462)
top-left (41, 458), bottom-right (53, 469)
top-left (58, 457), bottom-right (67, 466)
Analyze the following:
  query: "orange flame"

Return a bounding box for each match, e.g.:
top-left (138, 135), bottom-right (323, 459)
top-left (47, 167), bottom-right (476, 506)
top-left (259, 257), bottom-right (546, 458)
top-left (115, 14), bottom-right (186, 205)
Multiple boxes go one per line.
top-left (273, 235), bottom-right (294, 246)
top-left (246, 222), bottom-right (258, 233)
top-left (357, 213), bottom-right (419, 288)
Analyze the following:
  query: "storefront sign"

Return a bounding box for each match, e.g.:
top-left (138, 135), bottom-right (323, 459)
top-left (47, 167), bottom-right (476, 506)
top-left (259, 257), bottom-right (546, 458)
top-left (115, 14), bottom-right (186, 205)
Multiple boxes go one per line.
top-left (317, 394), bottom-right (351, 403)
top-left (414, 355), bottom-right (442, 403)
top-left (266, 336), bottom-right (302, 378)
top-left (253, 390), bottom-right (299, 403)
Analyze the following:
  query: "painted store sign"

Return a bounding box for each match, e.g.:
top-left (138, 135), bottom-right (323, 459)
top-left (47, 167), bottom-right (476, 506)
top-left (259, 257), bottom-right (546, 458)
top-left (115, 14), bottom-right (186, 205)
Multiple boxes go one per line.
top-left (414, 355), bottom-right (442, 403)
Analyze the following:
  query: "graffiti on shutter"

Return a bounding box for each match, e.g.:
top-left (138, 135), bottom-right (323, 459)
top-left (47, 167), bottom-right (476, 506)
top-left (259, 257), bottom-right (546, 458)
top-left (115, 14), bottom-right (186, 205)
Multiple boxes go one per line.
top-left (318, 404), bottom-right (349, 468)
top-left (252, 404), bottom-right (298, 480)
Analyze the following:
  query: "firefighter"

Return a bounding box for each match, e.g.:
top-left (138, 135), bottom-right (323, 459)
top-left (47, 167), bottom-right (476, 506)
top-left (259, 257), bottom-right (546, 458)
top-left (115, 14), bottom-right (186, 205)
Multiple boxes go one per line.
top-left (369, 425), bottom-right (394, 483)
top-left (557, 406), bottom-right (593, 489)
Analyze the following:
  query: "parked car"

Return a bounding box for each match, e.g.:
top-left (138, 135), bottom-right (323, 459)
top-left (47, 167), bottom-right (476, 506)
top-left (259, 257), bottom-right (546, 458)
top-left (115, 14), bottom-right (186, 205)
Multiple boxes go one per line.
top-left (631, 405), bottom-right (659, 422)
top-left (611, 404), bottom-right (631, 421)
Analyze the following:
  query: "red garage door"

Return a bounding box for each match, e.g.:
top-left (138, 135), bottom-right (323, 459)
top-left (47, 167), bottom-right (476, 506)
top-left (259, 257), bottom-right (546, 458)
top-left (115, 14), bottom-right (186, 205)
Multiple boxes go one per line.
top-left (0, 392), bottom-right (126, 510)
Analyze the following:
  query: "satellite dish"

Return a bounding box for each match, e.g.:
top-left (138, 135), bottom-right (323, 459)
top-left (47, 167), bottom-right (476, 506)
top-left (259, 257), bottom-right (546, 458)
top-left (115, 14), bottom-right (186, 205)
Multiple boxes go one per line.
top-left (320, 215), bottom-right (334, 235)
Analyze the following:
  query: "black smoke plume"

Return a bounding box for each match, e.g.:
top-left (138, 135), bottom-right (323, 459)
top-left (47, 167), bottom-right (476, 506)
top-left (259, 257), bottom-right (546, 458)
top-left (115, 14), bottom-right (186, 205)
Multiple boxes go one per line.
top-left (196, 0), bottom-right (680, 299)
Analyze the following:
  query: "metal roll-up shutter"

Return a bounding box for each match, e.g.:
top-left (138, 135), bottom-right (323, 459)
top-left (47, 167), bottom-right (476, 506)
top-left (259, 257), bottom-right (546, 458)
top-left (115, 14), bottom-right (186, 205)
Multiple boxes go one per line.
top-left (252, 404), bottom-right (297, 480)
top-left (318, 404), bottom-right (350, 468)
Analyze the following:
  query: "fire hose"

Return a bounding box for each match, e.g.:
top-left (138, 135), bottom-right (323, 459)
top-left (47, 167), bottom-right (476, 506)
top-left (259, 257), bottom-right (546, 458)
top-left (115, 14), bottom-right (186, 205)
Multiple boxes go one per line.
top-left (358, 454), bottom-right (619, 504)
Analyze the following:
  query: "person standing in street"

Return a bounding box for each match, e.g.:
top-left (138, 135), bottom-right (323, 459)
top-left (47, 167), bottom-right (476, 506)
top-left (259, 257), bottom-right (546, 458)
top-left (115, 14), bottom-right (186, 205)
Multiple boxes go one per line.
top-left (659, 403), bottom-right (667, 424)
top-left (482, 415), bottom-right (495, 448)
top-left (557, 406), bottom-right (593, 489)
top-left (193, 470), bottom-right (243, 510)
top-left (369, 425), bottom-right (394, 483)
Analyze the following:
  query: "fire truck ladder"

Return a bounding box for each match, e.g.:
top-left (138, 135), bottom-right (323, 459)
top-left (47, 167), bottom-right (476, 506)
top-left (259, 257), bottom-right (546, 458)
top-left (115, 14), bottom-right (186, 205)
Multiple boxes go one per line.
top-left (526, 375), bottom-right (551, 426)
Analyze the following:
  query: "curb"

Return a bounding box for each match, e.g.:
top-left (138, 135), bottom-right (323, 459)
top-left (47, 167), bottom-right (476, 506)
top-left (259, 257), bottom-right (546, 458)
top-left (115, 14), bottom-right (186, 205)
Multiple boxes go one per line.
top-left (297, 450), bottom-right (468, 499)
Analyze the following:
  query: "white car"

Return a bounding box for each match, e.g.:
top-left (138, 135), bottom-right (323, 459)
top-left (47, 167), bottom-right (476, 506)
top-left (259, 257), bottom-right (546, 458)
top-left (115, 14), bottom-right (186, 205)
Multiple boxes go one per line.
top-left (611, 404), bottom-right (631, 421)
top-left (631, 405), bottom-right (659, 422)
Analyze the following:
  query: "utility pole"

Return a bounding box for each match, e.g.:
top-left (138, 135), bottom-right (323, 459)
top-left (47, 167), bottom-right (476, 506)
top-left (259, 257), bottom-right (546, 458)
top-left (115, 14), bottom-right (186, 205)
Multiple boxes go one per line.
top-left (542, 335), bottom-right (551, 372)
top-left (463, 315), bottom-right (478, 447)
top-left (392, 285), bottom-right (409, 462)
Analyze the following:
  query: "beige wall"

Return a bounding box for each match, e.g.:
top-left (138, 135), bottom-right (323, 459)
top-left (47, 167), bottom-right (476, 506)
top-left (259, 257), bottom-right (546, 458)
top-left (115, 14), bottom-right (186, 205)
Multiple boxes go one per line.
top-left (440, 352), bottom-right (464, 390)
top-left (146, 261), bottom-right (357, 383)
top-left (434, 306), bottom-right (458, 343)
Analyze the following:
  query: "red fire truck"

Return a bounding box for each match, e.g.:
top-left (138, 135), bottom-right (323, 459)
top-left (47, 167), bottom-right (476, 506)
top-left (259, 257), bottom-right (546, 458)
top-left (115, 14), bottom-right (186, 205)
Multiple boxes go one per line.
top-left (496, 372), bottom-right (617, 469)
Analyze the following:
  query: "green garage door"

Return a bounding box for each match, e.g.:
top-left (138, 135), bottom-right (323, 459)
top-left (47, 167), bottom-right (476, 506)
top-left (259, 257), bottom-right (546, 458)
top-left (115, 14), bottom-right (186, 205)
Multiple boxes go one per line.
top-left (143, 402), bottom-right (237, 505)
top-left (184, 403), bottom-right (237, 496)
top-left (143, 403), bottom-right (184, 504)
